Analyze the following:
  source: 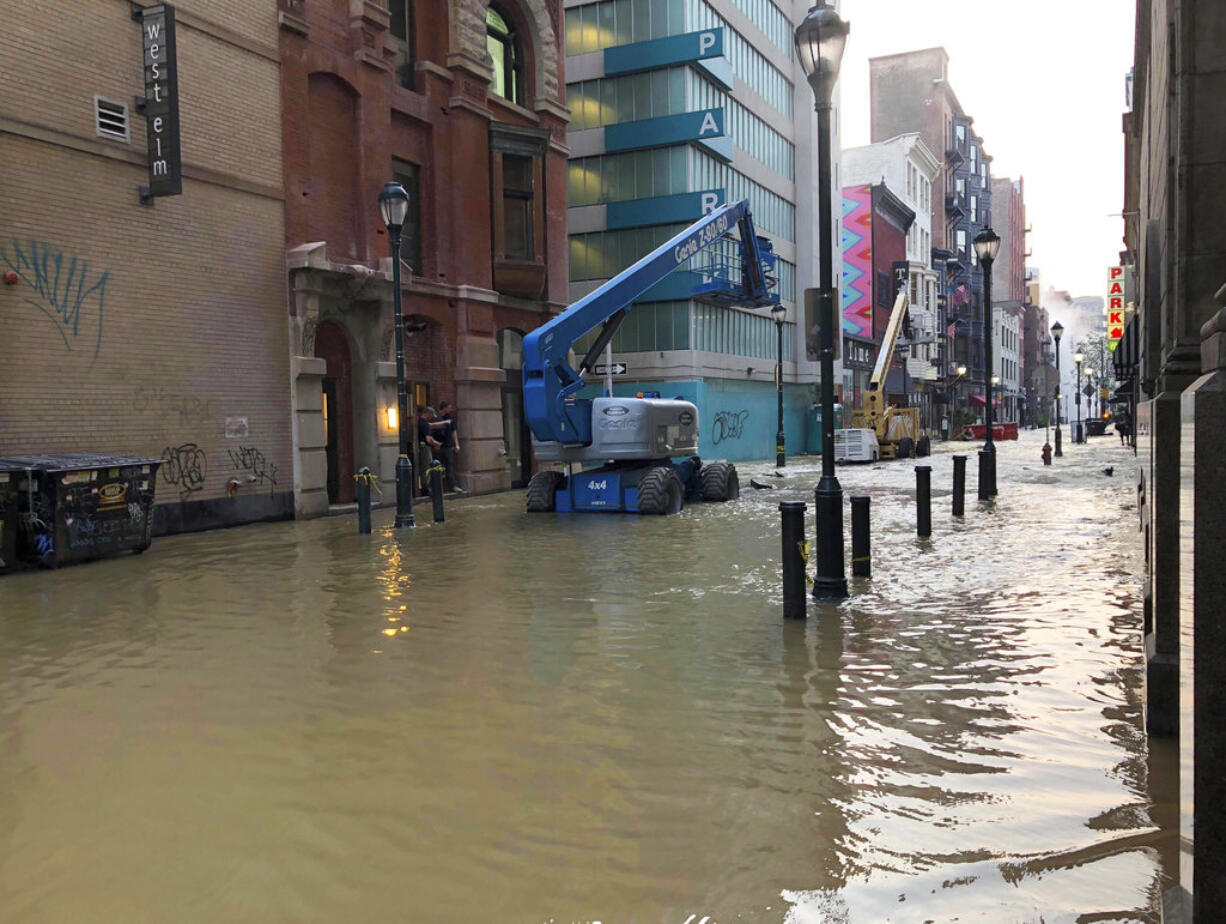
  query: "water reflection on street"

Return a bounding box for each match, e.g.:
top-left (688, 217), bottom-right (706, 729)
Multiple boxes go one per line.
top-left (0, 432), bottom-right (1164, 921)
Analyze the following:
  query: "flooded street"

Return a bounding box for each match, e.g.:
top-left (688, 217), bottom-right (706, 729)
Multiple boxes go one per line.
top-left (0, 431), bottom-right (1164, 922)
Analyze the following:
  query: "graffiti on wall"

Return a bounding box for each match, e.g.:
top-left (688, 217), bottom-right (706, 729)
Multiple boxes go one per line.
top-left (841, 185), bottom-right (873, 340)
top-left (711, 409), bottom-right (749, 445)
top-left (132, 383), bottom-right (216, 425)
top-left (2, 238), bottom-right (109, 360)
top-left (228, 446), bottom-right (277, 491)
top-left (160, 443), bottom-right (207, 500)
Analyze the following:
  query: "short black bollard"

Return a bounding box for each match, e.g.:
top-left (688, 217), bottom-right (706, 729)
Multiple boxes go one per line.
top-left (916, 465), bottom-right (932, 537)
top-left (952, 455), bottom-right (966, 518)
top-left (779, 501), bottom-right (807, 619)
top-left (850, 495), bottom-right (871, 578)
top-left (355, 466), bottom-right (373, 534)
top-left (428, 462), bottom-right (445, 523)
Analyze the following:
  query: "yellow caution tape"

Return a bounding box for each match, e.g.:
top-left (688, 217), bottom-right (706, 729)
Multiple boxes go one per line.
top-left (798, 540), bottom-right (813, 585)
top-left (353, 471), bottom-right (384, 495)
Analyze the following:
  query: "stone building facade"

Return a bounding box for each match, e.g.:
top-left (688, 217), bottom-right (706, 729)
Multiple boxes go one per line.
top-left (0, 0), bottom-right (291, 533)
top-left (279, 0), bottom-right (568, 512)
top-left (1125, 0), bottom-right (1226, 913)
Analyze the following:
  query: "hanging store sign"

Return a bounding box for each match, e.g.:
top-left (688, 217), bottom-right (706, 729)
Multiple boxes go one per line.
top-left (134, 3), bottom-right (182, 200)
top-left (1107, 266), bottom-right (1124, 351)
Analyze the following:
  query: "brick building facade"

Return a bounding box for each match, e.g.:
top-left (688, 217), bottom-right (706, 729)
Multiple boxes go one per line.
top-left (1, 0), bottom-right (292, 533)
top-left (279, 0), bottom-right (568, 513)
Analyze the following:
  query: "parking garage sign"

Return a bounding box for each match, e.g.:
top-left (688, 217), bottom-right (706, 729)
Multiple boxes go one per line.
top-left (1107, 266), bottom-right (1125, 352)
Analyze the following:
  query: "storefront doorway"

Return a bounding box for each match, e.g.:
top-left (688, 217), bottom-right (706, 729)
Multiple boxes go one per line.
top-left (315, 320), bottom-right (354, 504)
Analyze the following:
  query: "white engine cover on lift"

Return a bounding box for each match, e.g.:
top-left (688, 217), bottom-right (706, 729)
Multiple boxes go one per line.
top-left (533, 396), bottom-right (699, 463)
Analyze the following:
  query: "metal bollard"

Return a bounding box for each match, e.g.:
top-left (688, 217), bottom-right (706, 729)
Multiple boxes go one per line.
top-left (355, 466), bottom-right (373, 534)
top-left (952, 455), bottom-right (966, 518)
top-left (780, 501), bottom-right (807, 619)
top-left (916, 465), bottom-right (932, 537)
top-left (850, 495), bottom-right (871, 578)
top-left (428, 462), bottom-right (445, 523)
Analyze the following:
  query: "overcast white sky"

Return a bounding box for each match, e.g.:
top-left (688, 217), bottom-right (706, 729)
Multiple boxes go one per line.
top-left (836, 0), bottom-right (1136, 300)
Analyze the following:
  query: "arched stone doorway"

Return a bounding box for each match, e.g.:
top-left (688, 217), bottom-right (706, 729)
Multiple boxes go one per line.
top-left (315, 320), bottom-right (355, 503)
top-left (498, 328), bottom-right (530, 488)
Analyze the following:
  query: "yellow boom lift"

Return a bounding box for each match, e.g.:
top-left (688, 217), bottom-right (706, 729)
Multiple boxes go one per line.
top-left (845, 290), bottom-right (929, 460)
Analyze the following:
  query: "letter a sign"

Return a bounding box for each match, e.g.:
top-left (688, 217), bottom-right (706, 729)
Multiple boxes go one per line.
top-left (135, 4), bottom-right (182, 200)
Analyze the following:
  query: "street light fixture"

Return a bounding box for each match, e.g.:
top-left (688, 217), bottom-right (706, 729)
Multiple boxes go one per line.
top-left (973, 227), bottom-right (1001, 499)
top-left (772, 302), bottom-right (787, 468)
top-left (795, 3), bottom-right (849, 600)
top-left (1073, 350), bottom-right (1085, 444)
top-left (379, 181), bottom-right (415, 528)
top-left (1051, 321), bottom-right (1063, 456)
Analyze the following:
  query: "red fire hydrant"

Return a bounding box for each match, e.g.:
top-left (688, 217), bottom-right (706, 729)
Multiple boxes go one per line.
top-left (1041, 442), bottom-right (1053, 466)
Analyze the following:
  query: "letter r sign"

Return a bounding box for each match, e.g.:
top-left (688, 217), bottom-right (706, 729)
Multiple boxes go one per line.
top-left (701, 192), bottom-right (720, 214)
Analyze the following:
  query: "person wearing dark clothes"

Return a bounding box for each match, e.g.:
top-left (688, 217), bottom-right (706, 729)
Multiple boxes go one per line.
top-left (432, 401), bottom-right (464, 492)
top-left (417, 406), bottom-right (441, 496)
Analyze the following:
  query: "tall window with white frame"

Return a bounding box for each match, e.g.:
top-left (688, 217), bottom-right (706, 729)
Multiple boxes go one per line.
top-left (487, 5), bottom-right (524, 105)
top-left (388, 0), bottom-right (413, 90)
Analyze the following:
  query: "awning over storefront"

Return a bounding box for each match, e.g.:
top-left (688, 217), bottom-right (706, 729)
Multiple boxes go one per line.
top-left (967, 393), bottom-right (1002, 407)
top-left (1113, 314), bottom-right (1140, 378)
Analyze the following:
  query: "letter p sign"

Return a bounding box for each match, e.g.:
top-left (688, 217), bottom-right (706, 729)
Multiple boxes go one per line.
top-left (699, 31), bottom-right (716, 56)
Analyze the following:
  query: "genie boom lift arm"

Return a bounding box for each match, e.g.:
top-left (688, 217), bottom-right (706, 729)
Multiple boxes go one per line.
top-left (522, 199), bottom-right (776, 447)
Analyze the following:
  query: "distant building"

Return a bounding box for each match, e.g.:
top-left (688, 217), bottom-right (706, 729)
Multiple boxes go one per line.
top-left (563, 0), bottom-right (843, 461)
top-left (991, 177), bottom-right (1027, 421)
top-left (870, 47), bottom-right (994, 418)
top-left (1021, 267), bottom-right (1055, 426)
top-left (842, 134), bottom-right (941, 426)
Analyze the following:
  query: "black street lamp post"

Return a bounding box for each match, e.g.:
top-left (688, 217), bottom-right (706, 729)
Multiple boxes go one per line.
top-left (1051, 321), bottom-right (1063, 456)
top-left (795, 3), bottom-right (849, 600)
top-left (379, 182), bottom-right (416, 528)
top-left (973, 227), bottom-right (1001, 499)
top-left (773, 303), bottom-right (786, 468)
top-left (1073, 350), bottom-right (1085, 443)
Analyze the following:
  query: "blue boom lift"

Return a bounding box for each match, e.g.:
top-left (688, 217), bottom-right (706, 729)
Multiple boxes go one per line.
top-left (522, 199), bottom-right (779, 514)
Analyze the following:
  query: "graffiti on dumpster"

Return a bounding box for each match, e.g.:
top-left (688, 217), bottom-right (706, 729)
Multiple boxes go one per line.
top-left (228, 446), bottom-right (277, 492)
top-left (160, 443), bottom-right (207, 500)
top-left (711, 409), bottom-right (749, 445)
top-left (1, 238), bottom-right (110, 361)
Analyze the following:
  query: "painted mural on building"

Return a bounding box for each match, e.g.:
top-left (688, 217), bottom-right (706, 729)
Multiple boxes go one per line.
top-left (841, 184), bottom-right (873, 339)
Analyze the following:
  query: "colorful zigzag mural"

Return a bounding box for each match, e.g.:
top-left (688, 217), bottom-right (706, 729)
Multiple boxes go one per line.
top-left (841, 184), bottom-right (873, 339)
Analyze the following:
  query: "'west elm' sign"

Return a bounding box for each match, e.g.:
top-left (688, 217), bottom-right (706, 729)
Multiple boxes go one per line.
top-left (134, 3), bottom-right (182, 200)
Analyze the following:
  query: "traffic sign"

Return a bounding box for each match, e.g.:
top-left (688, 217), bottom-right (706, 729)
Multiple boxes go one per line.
top-left (594, 362), bottom-right (628, 375)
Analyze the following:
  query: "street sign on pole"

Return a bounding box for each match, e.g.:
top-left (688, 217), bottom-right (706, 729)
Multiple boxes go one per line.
top-left (594, 362), bottom-right (628, 375)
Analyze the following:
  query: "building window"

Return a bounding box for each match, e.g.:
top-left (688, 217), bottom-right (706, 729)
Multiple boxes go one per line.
top-left (391, 158), bottom-right (422, 273)
top-left (388, 0), bottom-right (414, 90)
top-left (487, 5), bottom-right (524, 105)
top-left (970, 195), bottom-right (978, 223)
top-left (502, 154), bottom-right (533, 260)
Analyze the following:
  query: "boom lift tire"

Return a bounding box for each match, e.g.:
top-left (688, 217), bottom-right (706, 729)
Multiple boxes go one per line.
top-left (637, 466), bottom-right (684, 515)
top-left (896, 437), bottom-right (915, 459)
top-left (916, 435), bottom-right (931, 457)
top-left (700, 462), bottom-right (740, 501)
top-left (526, 470), bottom-right (565, 512)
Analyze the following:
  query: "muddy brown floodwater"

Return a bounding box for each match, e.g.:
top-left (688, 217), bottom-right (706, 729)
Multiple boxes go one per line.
top-left (0, 432), bottom-right (1170, 922)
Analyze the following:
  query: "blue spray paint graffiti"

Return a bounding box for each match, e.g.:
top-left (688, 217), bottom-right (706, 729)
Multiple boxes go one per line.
top-left (711, 409), bottom-right (750, 445)
top-left (1, 238), bottom-right (109, 359)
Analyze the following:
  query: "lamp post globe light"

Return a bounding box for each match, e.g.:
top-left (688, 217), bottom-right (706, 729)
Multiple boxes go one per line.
top-left (379, 181), bottom-right (415, 528)
top-left (772, 302), bottom-right (787, 468)
top-left (1051, 321), bottom-right (1064, 456)
top-left (1073, 350), bottom-right (1085, 443)
top-left (973, 227), bottom-right (1001, 499)
top-left (795, 3), bottom-right (849, 600)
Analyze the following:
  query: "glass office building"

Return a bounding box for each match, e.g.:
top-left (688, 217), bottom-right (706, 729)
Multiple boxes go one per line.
top-left (563, 0), bottom-right (841, 461)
